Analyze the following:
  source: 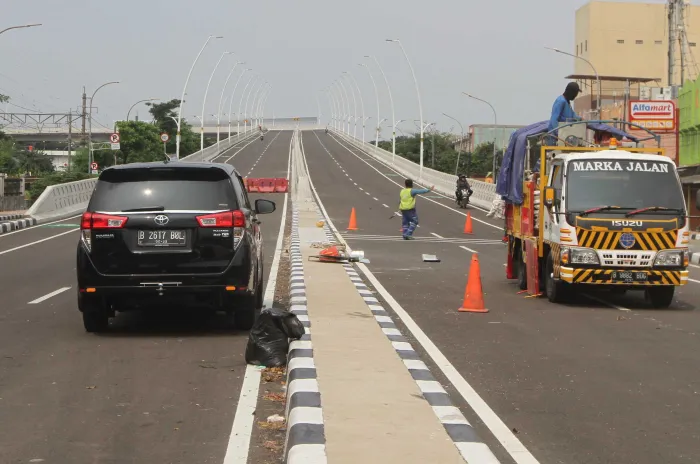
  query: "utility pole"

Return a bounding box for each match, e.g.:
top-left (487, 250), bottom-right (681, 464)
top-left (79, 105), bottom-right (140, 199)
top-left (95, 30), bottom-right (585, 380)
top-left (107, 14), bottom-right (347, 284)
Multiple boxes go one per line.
top-left (81, 87), bottom-right (87, 137)
top-left (667, 0), bottom-right (687, 87)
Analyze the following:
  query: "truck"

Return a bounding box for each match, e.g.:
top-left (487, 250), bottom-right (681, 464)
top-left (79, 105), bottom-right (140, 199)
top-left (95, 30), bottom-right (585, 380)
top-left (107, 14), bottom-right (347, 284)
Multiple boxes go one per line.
top-left (499, 120), bottom-right (694, 308)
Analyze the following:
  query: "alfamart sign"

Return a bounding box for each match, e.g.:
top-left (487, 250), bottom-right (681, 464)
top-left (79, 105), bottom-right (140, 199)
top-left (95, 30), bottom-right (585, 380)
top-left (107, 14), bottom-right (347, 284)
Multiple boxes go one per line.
top-left (629, 100), bottom-right (676, 132)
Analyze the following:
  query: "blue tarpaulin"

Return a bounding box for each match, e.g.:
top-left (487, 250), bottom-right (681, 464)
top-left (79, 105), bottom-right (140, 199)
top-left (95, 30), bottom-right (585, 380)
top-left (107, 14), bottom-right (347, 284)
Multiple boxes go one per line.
top-left (495, 121), bottom-right (639, 205)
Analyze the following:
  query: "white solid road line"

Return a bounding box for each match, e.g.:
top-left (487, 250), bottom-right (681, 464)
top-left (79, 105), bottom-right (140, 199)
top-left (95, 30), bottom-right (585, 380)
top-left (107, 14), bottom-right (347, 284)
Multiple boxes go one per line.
top-left (690, 278), bottom-right (700, 284)
top-left (0, 215), bottom-right (80, 239)
top-left (300, 131), bottom-right (539, 464)
top-left (223, 131), bottom-right (291, 464)
top-left (28, 286), bottom-right (71, 304)
top-left (0, 228), bottom-right (78, 256)
top-left (430, 232), bottom-right (444, 239)
top-left (460, 245), bottom-right (478, 253)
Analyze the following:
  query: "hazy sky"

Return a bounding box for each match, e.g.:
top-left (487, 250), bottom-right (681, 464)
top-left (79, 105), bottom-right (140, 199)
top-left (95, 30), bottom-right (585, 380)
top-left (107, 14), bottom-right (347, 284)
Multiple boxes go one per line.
top-left (0, 0), bottom-right (684, 133)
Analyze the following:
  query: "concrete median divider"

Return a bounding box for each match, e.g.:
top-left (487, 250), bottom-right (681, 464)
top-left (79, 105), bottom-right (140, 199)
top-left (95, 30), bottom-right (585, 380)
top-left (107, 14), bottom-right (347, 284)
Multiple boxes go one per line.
top-left (328, 128), bottom-right (497, 210)
top-left (11, 131), bottom-right (261, 231)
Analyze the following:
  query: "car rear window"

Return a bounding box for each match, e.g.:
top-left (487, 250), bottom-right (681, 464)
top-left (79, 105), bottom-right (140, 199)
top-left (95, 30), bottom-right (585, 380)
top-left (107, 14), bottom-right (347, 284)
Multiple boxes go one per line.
top-left (88, 166), bottom-right (238, 212)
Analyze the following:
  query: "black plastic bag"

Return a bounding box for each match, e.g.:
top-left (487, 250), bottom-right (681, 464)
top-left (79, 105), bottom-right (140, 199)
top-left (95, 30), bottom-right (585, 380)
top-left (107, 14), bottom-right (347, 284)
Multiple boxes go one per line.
top-left (245, 308), bottom-right (305, 367)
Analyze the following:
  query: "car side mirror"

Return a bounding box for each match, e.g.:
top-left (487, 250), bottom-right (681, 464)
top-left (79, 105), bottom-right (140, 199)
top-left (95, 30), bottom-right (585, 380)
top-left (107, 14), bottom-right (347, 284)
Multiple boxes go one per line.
top-left (696, 189), bottom-right (700, 211)
top-left (255, 199), bottom-right (276, 215)
top-left (544, 187), bottom-right (555, 208)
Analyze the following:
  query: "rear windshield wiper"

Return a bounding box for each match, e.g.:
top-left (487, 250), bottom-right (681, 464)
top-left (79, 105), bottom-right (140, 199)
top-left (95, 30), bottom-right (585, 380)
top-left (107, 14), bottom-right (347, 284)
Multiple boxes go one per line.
top-left (121, 206), bottom-right (166, 212)
top-left (625, 206), bottom-right (685, 217)
top-left (579, 205), bottom-right (621, 217)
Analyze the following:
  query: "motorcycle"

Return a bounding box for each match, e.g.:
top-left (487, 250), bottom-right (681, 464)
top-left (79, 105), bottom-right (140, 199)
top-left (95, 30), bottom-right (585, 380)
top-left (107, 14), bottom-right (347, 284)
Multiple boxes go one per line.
top-left (260, 134), bottom-right (264, 141)
top-left (457, 188), bottom-right (472, 209)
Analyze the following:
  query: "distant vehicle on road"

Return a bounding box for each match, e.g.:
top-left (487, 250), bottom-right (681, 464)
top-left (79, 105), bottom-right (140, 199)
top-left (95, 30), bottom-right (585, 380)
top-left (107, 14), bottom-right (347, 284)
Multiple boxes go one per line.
top-left (76, 161), bottom-right (276, 332)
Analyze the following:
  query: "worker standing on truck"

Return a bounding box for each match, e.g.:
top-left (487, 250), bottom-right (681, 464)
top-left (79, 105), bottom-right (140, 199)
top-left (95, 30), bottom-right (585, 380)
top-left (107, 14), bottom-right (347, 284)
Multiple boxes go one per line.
top-left (547, 82), bottom-right (583, 145)
top-left (399, 179), bottom-right (433, 240)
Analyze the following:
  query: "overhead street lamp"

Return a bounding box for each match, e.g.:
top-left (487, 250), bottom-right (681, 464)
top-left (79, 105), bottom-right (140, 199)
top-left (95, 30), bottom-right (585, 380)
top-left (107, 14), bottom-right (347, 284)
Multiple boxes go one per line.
top-left (387, 39), bottom-right (425, 179)
top-left (217, 60), bottom-right (244, 150)
top-left (0, 24), bottom-right (42, 36)
top-left (324, 88), bottom-right (338, 131)
top-left (545, 46), bottom-right (601, 118)
top-left (199, 51), bottom-right (232, 152)
top-left (257, 86), bottom-right (271, 127)
top-left (126, 98), bottom-right (159, 121)
top-left (442, 112), bottom-right (465, 175)
top-left (228, 68), bottom-right (251, 141)
top-left (176, 35), bottom-right (222, 159)
top-left (462, 92), bottom-right (498, 178)
top-left (238, 73), bottom-right (257, 135)
top-left (366, 55), bottom-right (396, 159)
top-left (88, 81), bottom-right (119, 173)
top-left (250, 81), bottom-right (268, 130)
top-left (344, 71), bottom-right (366, 143)
top-left (337, 78), bottom-right (352, 136)
top-left (331, 82), bottom-right (347, 135)
top-left (358, 63), bottom-right (380, 147)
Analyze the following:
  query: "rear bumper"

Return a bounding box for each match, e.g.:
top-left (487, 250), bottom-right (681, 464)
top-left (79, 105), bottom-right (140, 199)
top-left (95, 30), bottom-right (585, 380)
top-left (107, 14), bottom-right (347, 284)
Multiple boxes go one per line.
top-left (560, 267), bottom-right (688, 286)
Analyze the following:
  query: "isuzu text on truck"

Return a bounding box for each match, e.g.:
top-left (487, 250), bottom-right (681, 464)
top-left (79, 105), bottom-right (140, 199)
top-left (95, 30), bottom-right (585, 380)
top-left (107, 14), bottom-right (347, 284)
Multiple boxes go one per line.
top-left (498, 120), bottom-right (695, 308)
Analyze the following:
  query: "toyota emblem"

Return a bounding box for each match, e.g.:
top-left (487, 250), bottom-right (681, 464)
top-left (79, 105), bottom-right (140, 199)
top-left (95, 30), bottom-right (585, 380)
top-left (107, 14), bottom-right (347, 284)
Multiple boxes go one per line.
top-left (154, 215), bottom-right (169, 226)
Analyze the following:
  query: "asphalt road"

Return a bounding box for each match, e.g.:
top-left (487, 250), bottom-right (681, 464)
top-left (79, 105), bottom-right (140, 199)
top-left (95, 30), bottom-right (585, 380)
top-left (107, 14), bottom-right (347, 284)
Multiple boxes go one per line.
top-left (302, 129), bottom-right (700, 464)
top-left (0, 131), bottom-right (292, 464)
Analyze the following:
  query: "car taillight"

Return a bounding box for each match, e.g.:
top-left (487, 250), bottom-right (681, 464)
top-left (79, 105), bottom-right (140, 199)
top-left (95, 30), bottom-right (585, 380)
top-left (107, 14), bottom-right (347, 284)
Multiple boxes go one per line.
top-left (196, 210), bottom-right (246, 228)
top-left (80, 212), bottom-right (128, 229)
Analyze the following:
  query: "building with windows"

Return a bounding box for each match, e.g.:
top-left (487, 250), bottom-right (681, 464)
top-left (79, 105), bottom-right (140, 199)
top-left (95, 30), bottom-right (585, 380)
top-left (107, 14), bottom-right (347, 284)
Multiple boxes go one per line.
top-left (574, 1), bottom-right (700, 115)
top-left (453, 124), bottom-right (525, 153)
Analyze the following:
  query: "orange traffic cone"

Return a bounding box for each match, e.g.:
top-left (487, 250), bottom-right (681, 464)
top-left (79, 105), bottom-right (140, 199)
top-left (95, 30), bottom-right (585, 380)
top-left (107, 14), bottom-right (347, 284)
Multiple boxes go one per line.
top-left (458, 254), bottom-right (488, 313)
top-left (463, 212), bottom-right (473, 234)
top-left (347, 207), bottom-right (358, 231)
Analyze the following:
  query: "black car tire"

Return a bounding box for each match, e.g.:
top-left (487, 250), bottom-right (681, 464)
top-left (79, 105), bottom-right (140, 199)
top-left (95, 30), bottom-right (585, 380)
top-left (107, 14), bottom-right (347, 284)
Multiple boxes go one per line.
top-left (545, 254), bottom-right (571, 303)
top-left (79, 293), bottom-right (110, 333)
top-left (517, 247), bottom-right (528, 291)
top-left (235, 272), bottom-right (263, 331)
top-left (646, 287), bottom-right (675, 309)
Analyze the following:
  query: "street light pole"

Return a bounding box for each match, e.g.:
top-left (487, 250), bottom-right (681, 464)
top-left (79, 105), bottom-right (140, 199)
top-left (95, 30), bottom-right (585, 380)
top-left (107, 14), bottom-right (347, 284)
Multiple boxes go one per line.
top-left (344, 71), bottom-right (366, 143)
top-left (462, 92), bottom-right (498, 178)
top-left (443, 112), bottom-right (465, 175)
top-left (176, 35), bottom-right (222, 160)
top-left (88, 81), bottom-right (119, 173)
top-left (545, 46), bottom-right (601, 118)
top-left (0, 24), bottom-right (42, 36)
top-left (251, 83), bottom-right (268, 129)
top-left (200, 51), bottom-right (232, 152)
top-left (341, 73), bottom-right (358, 140)
top-left (217, 60), bottom-right (243, 151)
top-left (245, 78), bottom-right (264, 134)
top-left (238, 73), bottom-right (256, 135)
top-left (228, 68), bottom-right (251, 141)
top-left (337, 78), bottom-right (352, 136)
top-left (387, 39), bottom-right (425, 180)
top-left (358, 63), bottom-right (380, 147)
top-left (126, 98), bottom-right (158, 122)
top-left (258, 87), bottom-right (271, 127)
top-left (331, 82), bottom-right (347, 135)
top-left (325, 88), bottom-right (338, 130)
top-left (367, 55), bottom-right (396, 159)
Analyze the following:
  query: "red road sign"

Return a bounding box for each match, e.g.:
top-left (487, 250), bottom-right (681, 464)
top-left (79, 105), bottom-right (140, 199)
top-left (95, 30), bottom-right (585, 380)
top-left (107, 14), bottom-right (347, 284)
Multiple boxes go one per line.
top-left (160, 132), bottom-right (170, 143)
top-left (91, 162), bottom-right (98, 170)
top-left (110, 133), bottom-right (120, 143)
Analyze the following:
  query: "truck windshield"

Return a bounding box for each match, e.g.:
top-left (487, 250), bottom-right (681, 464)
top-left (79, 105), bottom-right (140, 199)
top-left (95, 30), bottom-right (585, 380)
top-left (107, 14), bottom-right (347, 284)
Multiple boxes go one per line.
top-left (566, 158), bottom-right (685, 218)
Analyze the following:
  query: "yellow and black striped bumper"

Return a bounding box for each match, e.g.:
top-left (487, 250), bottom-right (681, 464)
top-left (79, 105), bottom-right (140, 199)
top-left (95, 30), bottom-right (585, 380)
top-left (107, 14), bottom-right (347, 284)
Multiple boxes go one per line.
top-left (560, 267), bottom-right (688, 286)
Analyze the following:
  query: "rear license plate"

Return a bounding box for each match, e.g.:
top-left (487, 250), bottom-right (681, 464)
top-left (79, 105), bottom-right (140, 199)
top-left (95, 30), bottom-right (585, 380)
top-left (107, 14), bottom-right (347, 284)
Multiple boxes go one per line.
top-left (611, 271), bottom-right (647, 283)
top-left (137, 230), bottom-right (187, 247)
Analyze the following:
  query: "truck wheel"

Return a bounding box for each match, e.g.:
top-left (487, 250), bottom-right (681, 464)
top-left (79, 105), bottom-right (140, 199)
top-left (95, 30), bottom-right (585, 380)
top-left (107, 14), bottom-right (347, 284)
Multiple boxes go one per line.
top-left (517, 247), bottom-right (528, 291)
top-left (645, 287), bottom-right (675, 309)
top-left (545, 254), bottom-right (570, 303)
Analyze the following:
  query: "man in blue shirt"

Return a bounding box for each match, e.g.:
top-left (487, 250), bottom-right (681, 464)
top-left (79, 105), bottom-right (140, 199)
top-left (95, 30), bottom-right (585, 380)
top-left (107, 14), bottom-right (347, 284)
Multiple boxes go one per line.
top-left (547, 82), bottom-right (583, 145)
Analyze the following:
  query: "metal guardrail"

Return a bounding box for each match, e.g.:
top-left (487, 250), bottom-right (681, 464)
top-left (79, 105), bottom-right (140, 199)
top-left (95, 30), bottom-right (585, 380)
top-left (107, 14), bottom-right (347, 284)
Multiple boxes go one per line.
top-left (329, 129), bottom-right (497, 210)
top-left (24, 131), bottom-right (259, 222)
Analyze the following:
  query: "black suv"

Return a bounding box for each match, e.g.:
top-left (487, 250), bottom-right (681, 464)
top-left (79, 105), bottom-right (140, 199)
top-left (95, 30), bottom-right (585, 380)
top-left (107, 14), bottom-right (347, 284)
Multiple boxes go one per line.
top-left (76, 161), bottom-right (276, 333)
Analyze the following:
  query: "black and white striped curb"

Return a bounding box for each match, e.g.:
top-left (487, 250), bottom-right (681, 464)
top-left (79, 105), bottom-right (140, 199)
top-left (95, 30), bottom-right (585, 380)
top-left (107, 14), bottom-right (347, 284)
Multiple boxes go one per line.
top-left (284, 208), bottom-right (328, 464)
top-left (0, 217), bottom-right (37, 234)
top-left (312, 209), bottom-right (500, 463)
top-left (0, 214), bottom-right (24, 222)
top-left (337, 261), bottom-right (500, 463)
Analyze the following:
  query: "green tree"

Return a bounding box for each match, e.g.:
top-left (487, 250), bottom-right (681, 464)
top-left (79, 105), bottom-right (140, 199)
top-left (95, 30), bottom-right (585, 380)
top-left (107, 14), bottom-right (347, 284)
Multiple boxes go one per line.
top-left (15, 149), bottom-right (55, 175)
top-left (0, 94), bottom-right (8, 104)
top-left (0, 139), bottom-right (17, 173)
top-left (114, 120), bottom-right (164, 164)
top-left (146, 99), bottom-right (199, 156)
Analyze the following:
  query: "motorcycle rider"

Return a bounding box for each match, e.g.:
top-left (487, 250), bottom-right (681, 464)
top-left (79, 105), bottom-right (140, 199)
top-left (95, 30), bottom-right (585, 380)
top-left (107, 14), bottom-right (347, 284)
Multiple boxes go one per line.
top-left (455, 174), bottom-right (472, 203)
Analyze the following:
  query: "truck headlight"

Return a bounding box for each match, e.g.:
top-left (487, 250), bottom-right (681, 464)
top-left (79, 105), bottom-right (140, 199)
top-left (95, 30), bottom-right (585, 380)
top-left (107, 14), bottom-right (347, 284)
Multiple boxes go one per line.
top-left (654, 250), bottom-right (687, 267)
top-left (568, 247), bottom-right (600, 265)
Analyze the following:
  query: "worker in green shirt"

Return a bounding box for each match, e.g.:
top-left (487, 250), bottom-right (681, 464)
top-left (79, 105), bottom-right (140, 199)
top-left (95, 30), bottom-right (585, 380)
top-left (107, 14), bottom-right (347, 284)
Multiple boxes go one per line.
top-left (399, 179), bottom-right (433, 240)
